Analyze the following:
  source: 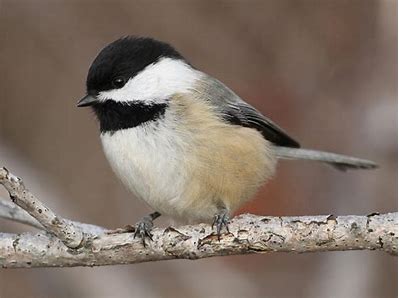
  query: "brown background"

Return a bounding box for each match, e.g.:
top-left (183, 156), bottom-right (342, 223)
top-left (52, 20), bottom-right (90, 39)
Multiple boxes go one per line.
top-left (0, 1), bottom-right (397, 297)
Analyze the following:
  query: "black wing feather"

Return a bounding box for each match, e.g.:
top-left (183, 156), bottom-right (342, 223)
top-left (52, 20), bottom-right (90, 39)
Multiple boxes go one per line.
top-left (200, 74), bottom-right (300, 148)
top-left (222, 102), bottom-right (300, 148)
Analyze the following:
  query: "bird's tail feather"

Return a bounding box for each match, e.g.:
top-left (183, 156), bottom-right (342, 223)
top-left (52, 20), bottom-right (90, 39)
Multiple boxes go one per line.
top-left (274, 147), bottom-right (378, 171)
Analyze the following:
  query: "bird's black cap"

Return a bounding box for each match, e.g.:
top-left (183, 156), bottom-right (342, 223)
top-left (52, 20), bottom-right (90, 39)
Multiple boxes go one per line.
top-left (86, 36), bottom-right (184, 93)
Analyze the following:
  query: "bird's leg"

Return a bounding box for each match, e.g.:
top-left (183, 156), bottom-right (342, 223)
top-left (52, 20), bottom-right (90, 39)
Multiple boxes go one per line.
top-left (212, 206), bottom-right (230, 240)
top-left (134, 211), bottom-right (161, 247)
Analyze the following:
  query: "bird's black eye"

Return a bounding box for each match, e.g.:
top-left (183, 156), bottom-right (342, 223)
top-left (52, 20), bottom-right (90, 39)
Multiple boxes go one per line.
top-left (112, 77), bottom-right (126, 89)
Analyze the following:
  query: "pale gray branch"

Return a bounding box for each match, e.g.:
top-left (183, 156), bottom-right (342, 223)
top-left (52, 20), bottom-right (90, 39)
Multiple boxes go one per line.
top-left (0, 167), bottom-right (85, 247)
top-left (0, 198), bottom-right (106, 235)
top-left (0, 199), bottom-right (44, 230)
top-left (0, 212), bottom-right (397, 268)
top-left (0, 166), bottom-right (397, 269)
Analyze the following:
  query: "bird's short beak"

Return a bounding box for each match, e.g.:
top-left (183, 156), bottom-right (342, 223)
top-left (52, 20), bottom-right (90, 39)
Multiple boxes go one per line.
top-left (77, 94), bottom-right (98, 107)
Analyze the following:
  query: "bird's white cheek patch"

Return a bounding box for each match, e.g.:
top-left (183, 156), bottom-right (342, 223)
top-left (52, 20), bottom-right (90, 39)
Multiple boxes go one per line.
top-left (97, 58), bottom-right (200, 104)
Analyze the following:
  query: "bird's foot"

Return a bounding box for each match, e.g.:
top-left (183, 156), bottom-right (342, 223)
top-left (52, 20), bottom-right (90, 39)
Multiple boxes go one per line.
top-left (134, 217), bottom-right (154, 247)
top-left (212, 209), bottom-right (230, 240)
top-left (133, 212), bottom-right (161, 247)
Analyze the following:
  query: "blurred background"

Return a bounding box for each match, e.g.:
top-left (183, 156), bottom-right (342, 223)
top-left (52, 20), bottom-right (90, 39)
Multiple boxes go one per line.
top-left (0, 0), bottom-right (397, 297)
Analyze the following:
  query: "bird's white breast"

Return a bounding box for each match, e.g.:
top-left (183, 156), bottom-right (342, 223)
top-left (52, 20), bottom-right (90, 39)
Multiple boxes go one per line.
top-left (100, 94), bottom-right (275, 224)
top-left (100, 119), bottom-right (189, 216)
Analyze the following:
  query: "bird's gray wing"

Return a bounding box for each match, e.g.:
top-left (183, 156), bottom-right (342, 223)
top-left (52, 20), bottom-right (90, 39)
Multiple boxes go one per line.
top-left (195, 74), bottom-right (300, 148)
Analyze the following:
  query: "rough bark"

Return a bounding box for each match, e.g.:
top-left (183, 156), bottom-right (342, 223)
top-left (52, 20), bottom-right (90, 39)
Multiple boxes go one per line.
top-left (0, 167), bottom-right (397, 269)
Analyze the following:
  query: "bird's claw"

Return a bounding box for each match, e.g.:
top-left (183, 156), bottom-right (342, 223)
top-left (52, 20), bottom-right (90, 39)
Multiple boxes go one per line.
top-left (212, 211), bottom-right (230, 240)
top-left (134, 216), bottom-right (154, 247)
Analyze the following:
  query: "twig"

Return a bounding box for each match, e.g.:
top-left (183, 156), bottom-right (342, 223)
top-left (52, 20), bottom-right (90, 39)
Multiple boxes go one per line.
top-left (0, 199), bottom-right (44, 230)
top-left (0, 167), bottom-right (84, 248)
top-left (0, 198), bottom-right (106, 235)
top-left (0, 166), bottom-right (397, 268)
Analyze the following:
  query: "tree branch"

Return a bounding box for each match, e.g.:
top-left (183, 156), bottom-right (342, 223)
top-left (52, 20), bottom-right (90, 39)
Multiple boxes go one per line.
top-left (0, 199), bottom-right (44, 230)
top-left (0, 167), bottom-right (104, 246)
top-left (0, 166), bottom-right (397, 269)
top-left (0, 198), bottom-right (106, 235)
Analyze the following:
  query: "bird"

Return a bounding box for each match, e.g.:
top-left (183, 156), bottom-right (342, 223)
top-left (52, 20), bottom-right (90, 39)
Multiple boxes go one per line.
top-left (77, 36), bottom-right (377, 245)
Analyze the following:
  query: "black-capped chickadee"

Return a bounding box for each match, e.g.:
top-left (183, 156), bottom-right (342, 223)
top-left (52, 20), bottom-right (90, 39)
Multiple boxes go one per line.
top-left (77, 36), bottom-right (377, 244)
